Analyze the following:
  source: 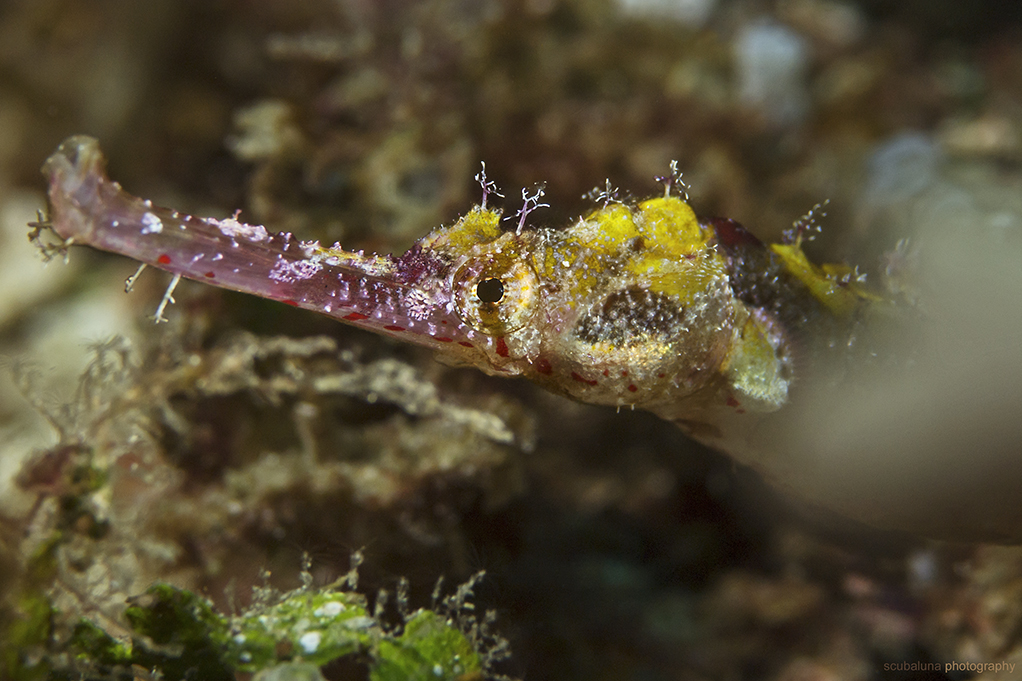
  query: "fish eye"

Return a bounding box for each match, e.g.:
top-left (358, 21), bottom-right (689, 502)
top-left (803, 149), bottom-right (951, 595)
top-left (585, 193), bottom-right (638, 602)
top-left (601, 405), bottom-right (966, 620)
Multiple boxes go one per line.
top-left (454, 254), bottom-right (538, 334)
top-left (476, 278), bottom-right (504, 303)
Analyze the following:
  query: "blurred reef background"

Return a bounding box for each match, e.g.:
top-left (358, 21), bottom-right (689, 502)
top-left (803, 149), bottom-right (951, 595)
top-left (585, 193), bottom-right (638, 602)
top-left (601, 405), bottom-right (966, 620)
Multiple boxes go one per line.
top-left (1, 0), bottom-right (1021, 679)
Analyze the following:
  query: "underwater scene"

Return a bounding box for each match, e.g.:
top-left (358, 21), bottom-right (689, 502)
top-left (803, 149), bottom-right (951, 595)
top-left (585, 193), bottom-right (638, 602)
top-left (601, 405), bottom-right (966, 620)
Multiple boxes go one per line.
top-left (0, 1), bottom-right (1020, 679)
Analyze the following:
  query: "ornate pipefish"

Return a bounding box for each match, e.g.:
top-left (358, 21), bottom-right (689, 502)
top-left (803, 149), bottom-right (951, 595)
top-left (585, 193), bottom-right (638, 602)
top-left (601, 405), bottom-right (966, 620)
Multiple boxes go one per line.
top-left (34, 135), bottom-right (880, 460)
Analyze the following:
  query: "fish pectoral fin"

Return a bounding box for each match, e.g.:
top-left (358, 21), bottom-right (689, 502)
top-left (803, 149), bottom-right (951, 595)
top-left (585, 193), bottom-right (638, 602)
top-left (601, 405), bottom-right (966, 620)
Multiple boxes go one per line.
top-left (722, 307), bottom-right (793, 412)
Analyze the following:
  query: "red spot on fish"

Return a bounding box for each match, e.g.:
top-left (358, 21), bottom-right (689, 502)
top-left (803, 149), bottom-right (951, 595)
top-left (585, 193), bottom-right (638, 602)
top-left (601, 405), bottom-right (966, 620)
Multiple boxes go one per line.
top-left (458, 341), bottom-right (473, 348)
top-left (657, 372), bottom-right (666, 378)
top-left (571, 371), bottom-right (598, 386)
top-left (441, 320), bottom-right (448, 324)
top-left (384, 325), bottom-right (405, 332)
top-left (204, 271), bottom-right (216, 278)
top-left (157, 254), bottom-right (171, 265)
top-left (603, 369), bottom-right (610, 377)
top-left (726, 395), bottom-right (741, 408)
top-left (284, 299), bottom-right (300, 307)
top-left (496, 337), bottom-right (509, 357)
top-left (435, 337), bottom-right (453, 343)
top-left (627, 384), bottom-right (638, 393)
top-left (343, 312), bottom-right (369, 321)
top-left (621, 370), bottom-right (628, 377)
top-left (535, 358), bottom-right (553, 375)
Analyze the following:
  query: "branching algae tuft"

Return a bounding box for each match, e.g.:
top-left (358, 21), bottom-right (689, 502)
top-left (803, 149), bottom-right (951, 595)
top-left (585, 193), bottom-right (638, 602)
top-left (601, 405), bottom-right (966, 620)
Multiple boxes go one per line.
top-left (34, 135), bottom-right (897, 532)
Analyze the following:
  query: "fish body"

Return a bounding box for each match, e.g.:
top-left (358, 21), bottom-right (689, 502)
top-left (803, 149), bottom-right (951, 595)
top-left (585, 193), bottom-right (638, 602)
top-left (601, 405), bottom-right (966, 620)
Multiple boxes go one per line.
top-left (39, 136), bottom-right (872, 486)
top-left (39, 136), bottom-right (1022, 545)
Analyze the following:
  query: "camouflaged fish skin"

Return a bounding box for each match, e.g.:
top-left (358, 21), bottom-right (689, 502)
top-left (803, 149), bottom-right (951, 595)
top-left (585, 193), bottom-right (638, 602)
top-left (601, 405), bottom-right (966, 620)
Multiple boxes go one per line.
top-left (39, 135), bottom-right (873, 451)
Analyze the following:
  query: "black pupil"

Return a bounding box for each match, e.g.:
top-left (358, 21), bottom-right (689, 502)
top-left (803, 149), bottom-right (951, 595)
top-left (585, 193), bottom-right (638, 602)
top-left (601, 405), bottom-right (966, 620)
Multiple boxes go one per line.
top-left (476, 278), bottom-right (504, 303)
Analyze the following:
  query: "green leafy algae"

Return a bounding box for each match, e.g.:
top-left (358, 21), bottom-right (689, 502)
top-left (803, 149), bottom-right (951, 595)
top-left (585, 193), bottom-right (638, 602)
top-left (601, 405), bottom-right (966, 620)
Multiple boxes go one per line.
top-left (68, 619), bottom-right (132, 668)
top-left (123, 584), bottom-right (235, 680)
top-left (230, 588), bottom-right (373, 671)
top-left (65, 577), bottom-right (494, 680)
top-left (372, 610), bottom-right (482, 681)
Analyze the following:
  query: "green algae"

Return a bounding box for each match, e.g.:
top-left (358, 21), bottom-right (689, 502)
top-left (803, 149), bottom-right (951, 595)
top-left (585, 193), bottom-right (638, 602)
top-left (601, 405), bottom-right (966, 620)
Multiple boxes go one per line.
top-left (2, 591), bottom-right (55, 681)
top-left (229, 588), bottom-right (372, 670)
top-left (372, 609), bottom-right (482, 681)
top-left (65, 577), bottom-right (490, 680)
top-left (68, 619), bottom-right (132, 668)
